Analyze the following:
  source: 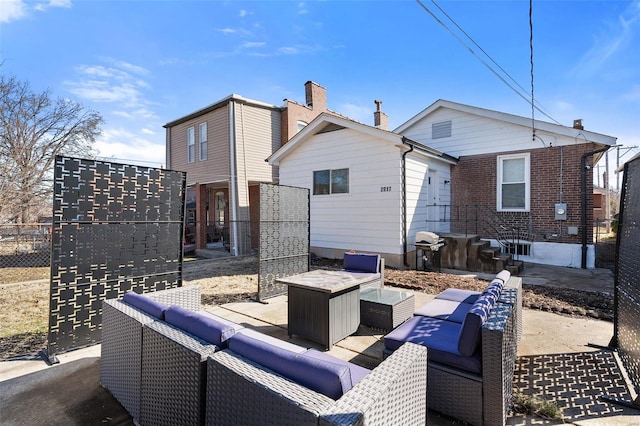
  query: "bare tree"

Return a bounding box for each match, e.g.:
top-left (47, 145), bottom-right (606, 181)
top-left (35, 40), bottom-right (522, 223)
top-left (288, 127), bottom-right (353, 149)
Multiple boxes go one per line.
top-left (0, 72), bottom-right (103, 223)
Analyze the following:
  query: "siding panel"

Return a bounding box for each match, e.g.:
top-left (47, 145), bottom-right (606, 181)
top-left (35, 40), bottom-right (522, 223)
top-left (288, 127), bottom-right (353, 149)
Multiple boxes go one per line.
top-left (169, 105), bottom-right (230, 185)
top-left (279, 128), bottom-right (404, 255)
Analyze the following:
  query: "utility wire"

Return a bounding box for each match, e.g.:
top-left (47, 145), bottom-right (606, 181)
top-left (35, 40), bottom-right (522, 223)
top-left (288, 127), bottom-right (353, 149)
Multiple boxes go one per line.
top-left (416, 0), bottom-right (561, 126)
top-left (530, 0), bottom-right (536, 140)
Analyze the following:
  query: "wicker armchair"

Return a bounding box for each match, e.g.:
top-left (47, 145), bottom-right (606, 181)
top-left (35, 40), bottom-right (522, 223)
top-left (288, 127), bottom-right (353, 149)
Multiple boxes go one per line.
top-left (205, 341), bottom-right (428, 426)
top-left (139, 320), bottom-right (219, 426)
top-left (100, 286), bottom-right (201, 424)
top-left (383, 274), bottom-right (521, 425)
top-left (427, 302), bottom-right (517, 425)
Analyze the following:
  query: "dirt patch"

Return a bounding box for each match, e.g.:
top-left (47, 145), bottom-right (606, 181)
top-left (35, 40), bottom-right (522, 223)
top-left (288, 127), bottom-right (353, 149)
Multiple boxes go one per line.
top-left (0, 256), bottom-right (613, 360)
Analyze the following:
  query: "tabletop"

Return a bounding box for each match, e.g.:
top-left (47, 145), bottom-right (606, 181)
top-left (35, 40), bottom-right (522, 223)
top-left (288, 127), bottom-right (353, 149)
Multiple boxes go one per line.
top-left (276, 269), bottom-right (379, 293)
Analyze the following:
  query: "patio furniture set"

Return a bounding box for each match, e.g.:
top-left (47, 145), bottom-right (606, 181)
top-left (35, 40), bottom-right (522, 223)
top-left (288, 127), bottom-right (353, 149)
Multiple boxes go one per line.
top-left (100, 285), bottom-right (428, 426)
top-left (100, 251), bottom-right (521, 425)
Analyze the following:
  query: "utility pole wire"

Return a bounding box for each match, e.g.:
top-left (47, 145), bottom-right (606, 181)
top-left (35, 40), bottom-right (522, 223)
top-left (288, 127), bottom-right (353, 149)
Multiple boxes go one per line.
top-left (416, 0), bottom-right (561, 126)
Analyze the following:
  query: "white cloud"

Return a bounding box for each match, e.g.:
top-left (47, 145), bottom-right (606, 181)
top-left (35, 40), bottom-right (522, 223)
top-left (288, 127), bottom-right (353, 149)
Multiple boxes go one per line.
top-left (216, 27), bottom-right (251, 36)
top-left (65, 79), bottom-right (141, 104)
top-left (141, 128), bottom-right (155, 135)
top-left (278, 46), bottom-right (299, 55)
top-left (0, 0), bottom-right (27, 23)
top-left (34, 0), bottom-right (71, 12)
top-left (64, 59), bottom-right (155, 120)
top-left (241, 41), bottom-right (266, 48)
top-left (1, 0), bottom-right (71, 22)
top-left (95, 127), bottom-right (165, 168)
top-left (572, 0), bottom-right (640, 78)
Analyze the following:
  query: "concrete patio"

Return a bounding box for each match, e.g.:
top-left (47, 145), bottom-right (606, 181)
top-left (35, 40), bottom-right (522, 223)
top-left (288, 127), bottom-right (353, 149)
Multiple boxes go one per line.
top-left (1, 265), bottom-right (639, 425)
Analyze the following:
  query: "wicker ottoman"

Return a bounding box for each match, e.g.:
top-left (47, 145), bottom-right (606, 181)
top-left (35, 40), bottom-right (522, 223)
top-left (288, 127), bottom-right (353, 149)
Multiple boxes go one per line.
top-left (360, 288), bottom-right (415, 332)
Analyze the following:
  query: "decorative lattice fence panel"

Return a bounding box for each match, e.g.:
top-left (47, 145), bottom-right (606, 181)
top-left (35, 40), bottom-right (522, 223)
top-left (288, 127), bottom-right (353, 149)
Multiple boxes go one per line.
top-left (258, 183), bottom-right (309, 301)
top-left (46, 156), bottom-right (185, 361)
top-left (614, 155), bottom-right (640, 400)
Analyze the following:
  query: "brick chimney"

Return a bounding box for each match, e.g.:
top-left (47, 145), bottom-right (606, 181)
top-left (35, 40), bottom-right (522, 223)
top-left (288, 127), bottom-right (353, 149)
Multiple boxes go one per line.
top-left (374, 100), bottom-right (388, 130)
top-left (573, 119), bottom-right (584, 130)
top-left (304, 81), bottom-right (327, 111)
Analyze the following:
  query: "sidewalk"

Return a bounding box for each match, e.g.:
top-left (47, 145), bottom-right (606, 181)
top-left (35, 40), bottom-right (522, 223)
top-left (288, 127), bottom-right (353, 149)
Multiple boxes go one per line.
top-left (2, 264), bottom-right (637, 426)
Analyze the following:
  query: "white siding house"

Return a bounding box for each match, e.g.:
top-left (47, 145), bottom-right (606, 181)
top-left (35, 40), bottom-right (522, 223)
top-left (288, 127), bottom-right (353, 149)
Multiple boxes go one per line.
top-left (395, 99), bottom-right (617, 269)
top-left (267, 113), bottom-right (457, 268)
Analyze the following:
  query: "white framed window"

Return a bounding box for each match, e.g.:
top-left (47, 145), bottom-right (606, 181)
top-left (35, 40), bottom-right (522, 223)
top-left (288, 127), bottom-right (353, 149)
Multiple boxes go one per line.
top-left (199, 122), bottom-right (207, 161)
top-left (296, 120), bottom-right (308, 133)
top-left (497, 153), bottom-right (530, 211)
top-left (187, 126), bottom-right (195, 163)
top-left (313, 168), bottom-right (349, 195)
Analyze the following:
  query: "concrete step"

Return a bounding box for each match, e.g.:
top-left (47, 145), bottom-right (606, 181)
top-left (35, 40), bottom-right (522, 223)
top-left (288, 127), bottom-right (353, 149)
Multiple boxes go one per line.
top-left (505, 260), bottom-right (524, 275)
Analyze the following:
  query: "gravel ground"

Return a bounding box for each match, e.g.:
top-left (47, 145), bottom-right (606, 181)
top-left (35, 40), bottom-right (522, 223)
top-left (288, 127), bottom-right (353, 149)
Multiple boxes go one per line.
top-left (0, 255), bottom-right (613, 359)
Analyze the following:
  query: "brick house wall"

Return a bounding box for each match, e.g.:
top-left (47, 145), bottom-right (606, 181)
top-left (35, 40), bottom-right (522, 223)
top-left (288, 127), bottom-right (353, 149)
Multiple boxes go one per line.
top-left (451, 143), bottom-right (599, 245)
top-left (281, 81), bottom-right (328, 145)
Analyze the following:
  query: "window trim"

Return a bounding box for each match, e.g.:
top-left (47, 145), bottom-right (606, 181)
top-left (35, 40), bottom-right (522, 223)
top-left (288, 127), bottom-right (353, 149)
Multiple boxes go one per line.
top-left (199, 122), bottom-right (207, 161)
top-left (497, 153), bottom-right (530, 212)
top-left (187, 126), bottom-right (195, 163)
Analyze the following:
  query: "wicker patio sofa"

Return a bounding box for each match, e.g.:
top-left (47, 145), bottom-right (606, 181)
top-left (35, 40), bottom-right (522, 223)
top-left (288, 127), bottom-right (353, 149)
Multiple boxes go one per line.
top-left (206, 334), bottom-right (427, 425)
top-left (101, 286), bottom-right (428, 426)
top-left (383, 270), bottom-right (521, 426)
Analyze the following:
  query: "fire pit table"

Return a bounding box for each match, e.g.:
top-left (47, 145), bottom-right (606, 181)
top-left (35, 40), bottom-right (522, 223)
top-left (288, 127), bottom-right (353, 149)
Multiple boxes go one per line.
top-left (276, 269), bottom-right (379, 349)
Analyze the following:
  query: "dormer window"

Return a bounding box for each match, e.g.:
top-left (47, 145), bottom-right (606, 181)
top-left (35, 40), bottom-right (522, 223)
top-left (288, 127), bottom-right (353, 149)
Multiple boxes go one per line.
top-left (297, 121), bottom-right (308, 133)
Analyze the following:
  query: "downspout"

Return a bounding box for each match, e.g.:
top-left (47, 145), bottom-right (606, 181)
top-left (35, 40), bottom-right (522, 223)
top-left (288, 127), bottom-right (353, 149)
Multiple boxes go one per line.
top-left (229, 102), bottom-right (239, 256)
top-left (401, 139), bottom-right (414, 268)
top-left (581, 145), bottom-right (609, 268)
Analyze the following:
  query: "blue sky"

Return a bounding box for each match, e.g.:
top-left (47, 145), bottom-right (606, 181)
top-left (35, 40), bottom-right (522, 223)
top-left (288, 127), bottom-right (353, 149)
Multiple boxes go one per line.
top-left (1, 0), bottom-right (639, 186)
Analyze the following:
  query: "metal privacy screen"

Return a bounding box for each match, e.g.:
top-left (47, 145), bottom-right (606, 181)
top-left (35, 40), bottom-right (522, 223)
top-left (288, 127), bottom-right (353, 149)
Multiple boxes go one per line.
top-left (613, 155), bottom-right (640, 404)
top-left (258, 183), bottom-right (309, 301)
top-left (46, 156), bottom-right (186, 362)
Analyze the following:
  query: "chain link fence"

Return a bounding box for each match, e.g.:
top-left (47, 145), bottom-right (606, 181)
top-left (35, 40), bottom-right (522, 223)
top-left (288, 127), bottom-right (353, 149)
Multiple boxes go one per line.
top-left (0, 223), bottom-right (51, 268)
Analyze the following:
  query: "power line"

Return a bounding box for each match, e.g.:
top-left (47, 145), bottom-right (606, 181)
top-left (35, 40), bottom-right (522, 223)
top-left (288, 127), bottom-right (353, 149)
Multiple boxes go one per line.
top-left (415, 0), bottom-right (562, 126)
top-left (530, 0), bottom-right (536, 141)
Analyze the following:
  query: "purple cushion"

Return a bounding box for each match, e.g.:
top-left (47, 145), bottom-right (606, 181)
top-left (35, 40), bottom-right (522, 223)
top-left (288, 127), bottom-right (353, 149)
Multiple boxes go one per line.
top-left (122, 291), bottom-right (168, 319)
top-left (457, 293), bottom-right (497, 356)
top-left (303, 349), bottom-right (371, 388)
top-left (384, 316), bottom-right (481, 374)
top-left (435, 288), bottom-right (480, 304)
top-left (164, 306), bottom-right (237, 346)
top-left (343, 253), bottom-right (380, 273)
top-left (229, 331), bottom-right (363, 399)
top-left (415, 299), bottom-right (472, 324)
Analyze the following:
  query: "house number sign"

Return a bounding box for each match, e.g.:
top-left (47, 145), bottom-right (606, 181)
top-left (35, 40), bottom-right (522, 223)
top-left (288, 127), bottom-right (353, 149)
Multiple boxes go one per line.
top-left (380, 186), bottom-right (392, 192)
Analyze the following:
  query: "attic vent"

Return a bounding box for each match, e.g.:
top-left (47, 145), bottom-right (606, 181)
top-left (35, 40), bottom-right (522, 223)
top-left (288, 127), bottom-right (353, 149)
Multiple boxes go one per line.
top-left (432, 121), bottom-right (452, 139)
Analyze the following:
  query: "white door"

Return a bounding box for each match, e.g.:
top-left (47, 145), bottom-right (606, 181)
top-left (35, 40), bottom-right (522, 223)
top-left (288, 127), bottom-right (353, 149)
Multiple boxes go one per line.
top-left (427, 170), bottom-right (439, 231)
